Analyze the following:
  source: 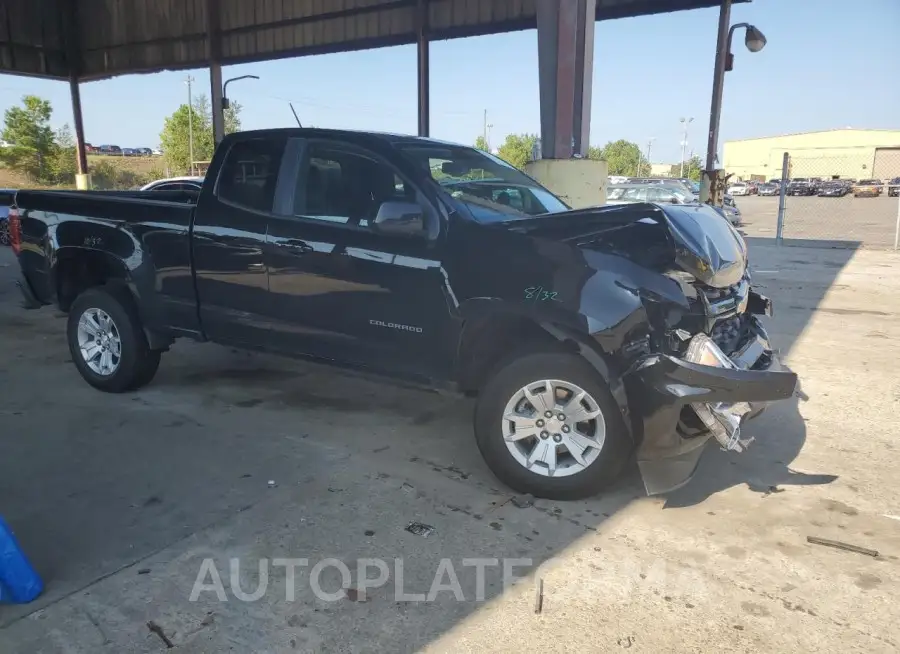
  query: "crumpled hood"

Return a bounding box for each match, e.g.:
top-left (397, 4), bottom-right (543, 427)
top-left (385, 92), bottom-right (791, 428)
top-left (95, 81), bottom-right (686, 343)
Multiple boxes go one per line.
top-left (661, 204), bottom-right (747, 287)
top-left (507, 202), bottom-right (747, 288)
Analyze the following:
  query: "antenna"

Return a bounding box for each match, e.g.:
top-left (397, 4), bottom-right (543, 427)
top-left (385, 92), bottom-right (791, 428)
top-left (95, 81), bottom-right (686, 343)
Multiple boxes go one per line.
top-left (289, 102), bottom-right (302, 127)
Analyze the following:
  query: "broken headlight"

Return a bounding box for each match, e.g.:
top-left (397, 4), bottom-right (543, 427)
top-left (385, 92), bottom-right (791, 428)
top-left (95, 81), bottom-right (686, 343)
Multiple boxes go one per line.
top-left (684, 334), bottom-right (754, 453)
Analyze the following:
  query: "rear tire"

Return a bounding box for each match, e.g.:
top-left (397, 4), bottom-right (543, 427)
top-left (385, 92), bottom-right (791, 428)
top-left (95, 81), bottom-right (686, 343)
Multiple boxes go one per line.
top-left (474, 352), bottom-right (631, 500)
top-left (67, 287), bottom-right (161, 393)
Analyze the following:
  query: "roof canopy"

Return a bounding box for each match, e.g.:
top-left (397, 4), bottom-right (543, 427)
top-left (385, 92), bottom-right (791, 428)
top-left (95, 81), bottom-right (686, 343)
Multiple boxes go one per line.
top-left (1, 0), bottom-right (741, 82)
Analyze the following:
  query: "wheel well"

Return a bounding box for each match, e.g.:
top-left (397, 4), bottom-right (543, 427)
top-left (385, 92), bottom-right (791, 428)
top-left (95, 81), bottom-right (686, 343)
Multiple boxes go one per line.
top-left (456, 313), bottom-right (569, 394)
top-left (55, 250), bottom-right (127, 312)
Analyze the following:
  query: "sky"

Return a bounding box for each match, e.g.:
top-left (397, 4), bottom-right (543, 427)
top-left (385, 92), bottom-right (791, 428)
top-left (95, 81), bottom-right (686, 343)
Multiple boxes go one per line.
top-left (0, 0), bottom-right (898, 164)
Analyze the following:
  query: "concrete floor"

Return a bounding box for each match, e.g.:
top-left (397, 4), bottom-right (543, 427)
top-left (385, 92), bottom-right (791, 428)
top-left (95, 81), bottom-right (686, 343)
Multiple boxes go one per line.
top-left (0, 242), bottom-right (898, 653)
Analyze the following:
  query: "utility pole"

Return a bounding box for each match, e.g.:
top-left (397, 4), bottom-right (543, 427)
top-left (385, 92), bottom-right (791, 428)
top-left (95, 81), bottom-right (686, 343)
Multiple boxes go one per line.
top-left (646, 137), bottom-right (655, 172)
top-left (185, 75), bottom-right (195, 176)
top-left (680, 117), bottom-right (694, 177)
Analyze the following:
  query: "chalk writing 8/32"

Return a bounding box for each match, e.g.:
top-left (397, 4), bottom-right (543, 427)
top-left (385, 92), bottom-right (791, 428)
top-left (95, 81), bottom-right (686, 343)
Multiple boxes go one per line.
top-left (524, 286), bottom-right (558, 302)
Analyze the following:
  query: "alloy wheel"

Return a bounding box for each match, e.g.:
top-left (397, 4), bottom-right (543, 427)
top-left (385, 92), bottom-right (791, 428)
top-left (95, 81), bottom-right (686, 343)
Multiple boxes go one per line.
top-left (77, 308), bottom-right (122, 376)
top-left (501, 379), bottom-right (606, 477)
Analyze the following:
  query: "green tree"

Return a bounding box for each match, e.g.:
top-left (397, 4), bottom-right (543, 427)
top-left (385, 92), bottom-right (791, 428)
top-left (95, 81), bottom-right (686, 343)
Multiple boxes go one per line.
top-left (159, 94), bottom-right (242, 174)
top-left (474, 135), bottom-right (489, 152)
top-left (0, 95), bottom-right (58, 181)
top-left (49, 123), bottom-right (78, 184)
top-left (670, 156), bottom-right (703, 181)
top-left (496, 133), bottom-right (538, 170)
top-left (586, 145), bottom-right (603, 160)
top-left (597, 139), bottom-right (649, 176)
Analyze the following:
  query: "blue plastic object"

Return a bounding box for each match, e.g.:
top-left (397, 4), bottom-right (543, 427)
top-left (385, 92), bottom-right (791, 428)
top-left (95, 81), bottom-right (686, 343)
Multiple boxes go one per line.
top-left (0, 516), bottom-right (43, 603)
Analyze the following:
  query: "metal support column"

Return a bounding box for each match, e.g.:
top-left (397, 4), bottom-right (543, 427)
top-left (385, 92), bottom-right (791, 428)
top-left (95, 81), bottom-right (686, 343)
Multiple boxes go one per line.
top-left (416, 0), bottom-right (430, 137)
top-left (64, 1), bottom-right (89, 188)
top-left (700, 0), bottom-right (732, 204)
top-left (210, 64), bottom-right (225, 144)
top-left (69, 75), bottom-right (88, 180)
top-left (207, 0), bottom-right (225, 145)
top-left (536, 0), bottom-right (595, 159)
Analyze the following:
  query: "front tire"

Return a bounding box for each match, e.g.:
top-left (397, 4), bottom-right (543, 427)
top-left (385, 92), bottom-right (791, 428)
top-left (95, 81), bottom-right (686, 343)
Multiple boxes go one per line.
top-left (67, 287), bottom-right (161, 393)
top-left (474, 352), bottom-right (631, 500)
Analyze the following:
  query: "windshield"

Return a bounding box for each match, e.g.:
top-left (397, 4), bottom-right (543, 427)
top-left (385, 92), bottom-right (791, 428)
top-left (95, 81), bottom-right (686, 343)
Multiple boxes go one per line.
top-left (397, 143), bottom-right (569, 222)
top-left (859, 179), bottom-right (879, 185)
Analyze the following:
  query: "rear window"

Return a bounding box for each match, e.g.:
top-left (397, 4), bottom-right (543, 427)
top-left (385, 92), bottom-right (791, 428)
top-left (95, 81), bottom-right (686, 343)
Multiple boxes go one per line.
top-left (217, 138), bottom-right (286, 212)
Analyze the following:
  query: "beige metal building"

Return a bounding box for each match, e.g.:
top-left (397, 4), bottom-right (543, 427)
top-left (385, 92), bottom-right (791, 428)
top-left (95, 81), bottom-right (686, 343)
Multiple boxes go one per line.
top-left (723, 129), bottom-right (900, 181)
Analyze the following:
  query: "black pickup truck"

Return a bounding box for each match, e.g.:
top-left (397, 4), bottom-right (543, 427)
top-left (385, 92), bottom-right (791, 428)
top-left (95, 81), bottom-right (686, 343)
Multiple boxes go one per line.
top-left (7, 128), bottom-right (796, 500)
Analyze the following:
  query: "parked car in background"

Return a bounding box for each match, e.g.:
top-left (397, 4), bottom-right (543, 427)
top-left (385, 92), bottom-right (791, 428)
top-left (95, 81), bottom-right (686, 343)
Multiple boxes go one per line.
top-left (140, 176), bottom-right (204, 192)
top-left (608, 184), bottom-right (741, 226)
top-left (817, 181), bottom-right (849, 197)
top-left (746, 181), bottom-right (759, 195)
top-left (626, 177), bottom-right (698, 199)
top-left (787, 179), bottom-right (816, 196)
top-left (887, 177), bottom-right (900, 197)
top-left (727, 182), bottom-right (750, 196)
top-left (134, 147), bottom-right (153, 156)
top-left (757, 182), bottom-right (779, 196)
top-left (0, 188), bottom-right (12, 246)
top-left (606, 184), bottom-right (693, 205)
top-left (121, 148), bottom-right (136, 157)
top-left (853, 179), bottom-right (882, 198)
top-left (98, 145), bottom-right (122, 154)
top-left (152, 149), bottom-right (163, 156)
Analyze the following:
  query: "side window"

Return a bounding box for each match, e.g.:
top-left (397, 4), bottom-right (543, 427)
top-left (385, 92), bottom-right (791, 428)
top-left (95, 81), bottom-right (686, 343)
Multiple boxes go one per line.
top-left (294, 143), bottom-right (418, 227)
top-left (217, 138), bottom-right (285, 212)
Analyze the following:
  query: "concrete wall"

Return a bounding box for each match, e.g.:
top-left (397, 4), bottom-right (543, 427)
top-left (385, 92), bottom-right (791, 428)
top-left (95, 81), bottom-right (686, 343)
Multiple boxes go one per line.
top-left (526, 158), bottom-right (608, 208)
top-left (723, 129), bottom-right (900, 180)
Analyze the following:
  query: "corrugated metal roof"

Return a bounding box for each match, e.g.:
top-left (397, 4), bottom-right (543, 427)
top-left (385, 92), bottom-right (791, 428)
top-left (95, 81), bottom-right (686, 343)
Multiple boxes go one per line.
top-left (1, 0), bottom-right (746, 81)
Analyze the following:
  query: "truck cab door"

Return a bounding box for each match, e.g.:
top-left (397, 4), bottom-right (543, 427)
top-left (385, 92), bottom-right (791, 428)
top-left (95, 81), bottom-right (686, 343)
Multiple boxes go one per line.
top-left (192, 136), bottom-right (288, 346)
top-left (265, 138), bottom-right (455, 381)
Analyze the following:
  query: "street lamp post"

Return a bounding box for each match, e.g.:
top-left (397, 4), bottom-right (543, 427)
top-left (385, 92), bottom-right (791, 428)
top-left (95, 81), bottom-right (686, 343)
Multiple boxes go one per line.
top-left (680, 117), bottom-right (693, 177)
top-left (222, 74), bottom-right (260, 110)
top-left (702, 0), bottom-right (766, 204)
top-left (185, 75), bottom-right (195, 176)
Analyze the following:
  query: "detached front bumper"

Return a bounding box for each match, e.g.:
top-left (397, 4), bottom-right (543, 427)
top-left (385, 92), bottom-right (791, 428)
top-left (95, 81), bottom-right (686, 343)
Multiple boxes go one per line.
top-left (623, 312), bottom-right (797, 495)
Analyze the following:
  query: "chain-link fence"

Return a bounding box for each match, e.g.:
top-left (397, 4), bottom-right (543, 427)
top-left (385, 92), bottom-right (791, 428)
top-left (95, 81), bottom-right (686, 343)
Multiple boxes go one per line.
top-left (734, 150), bottom-right (900, 248)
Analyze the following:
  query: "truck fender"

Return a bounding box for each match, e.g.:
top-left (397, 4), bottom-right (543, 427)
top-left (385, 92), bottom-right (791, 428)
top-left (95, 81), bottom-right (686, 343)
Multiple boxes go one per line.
top-left (539, 321), bottom-right (633, 440)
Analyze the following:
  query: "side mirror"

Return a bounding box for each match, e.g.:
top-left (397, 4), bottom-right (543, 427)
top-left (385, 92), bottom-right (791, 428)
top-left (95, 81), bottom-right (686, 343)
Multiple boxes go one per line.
top-left (372, 201), bottom-right (425, 236)
top-left (670, 197), bottom-right (680, 204)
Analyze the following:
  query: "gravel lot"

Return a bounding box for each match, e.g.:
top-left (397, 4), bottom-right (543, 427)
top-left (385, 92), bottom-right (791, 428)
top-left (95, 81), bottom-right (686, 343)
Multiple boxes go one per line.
top-left (738, 194), bottom-right (900, 248)
top-left (1, 242), bottom-right (899, 653)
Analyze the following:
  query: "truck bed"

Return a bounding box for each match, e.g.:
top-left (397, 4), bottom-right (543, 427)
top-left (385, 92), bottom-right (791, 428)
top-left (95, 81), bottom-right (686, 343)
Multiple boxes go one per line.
top-left (13, 189), bottom-right (199, 336)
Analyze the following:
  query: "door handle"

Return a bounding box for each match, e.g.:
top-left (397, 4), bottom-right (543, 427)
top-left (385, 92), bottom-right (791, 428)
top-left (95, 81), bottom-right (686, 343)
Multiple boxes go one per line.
top-left (248, 263), bottom-right (265, 271)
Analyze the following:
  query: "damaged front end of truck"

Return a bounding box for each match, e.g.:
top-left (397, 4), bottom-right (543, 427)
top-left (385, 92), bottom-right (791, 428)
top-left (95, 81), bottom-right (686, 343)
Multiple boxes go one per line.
top-left (552, 202), bottom-right (798, 494)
